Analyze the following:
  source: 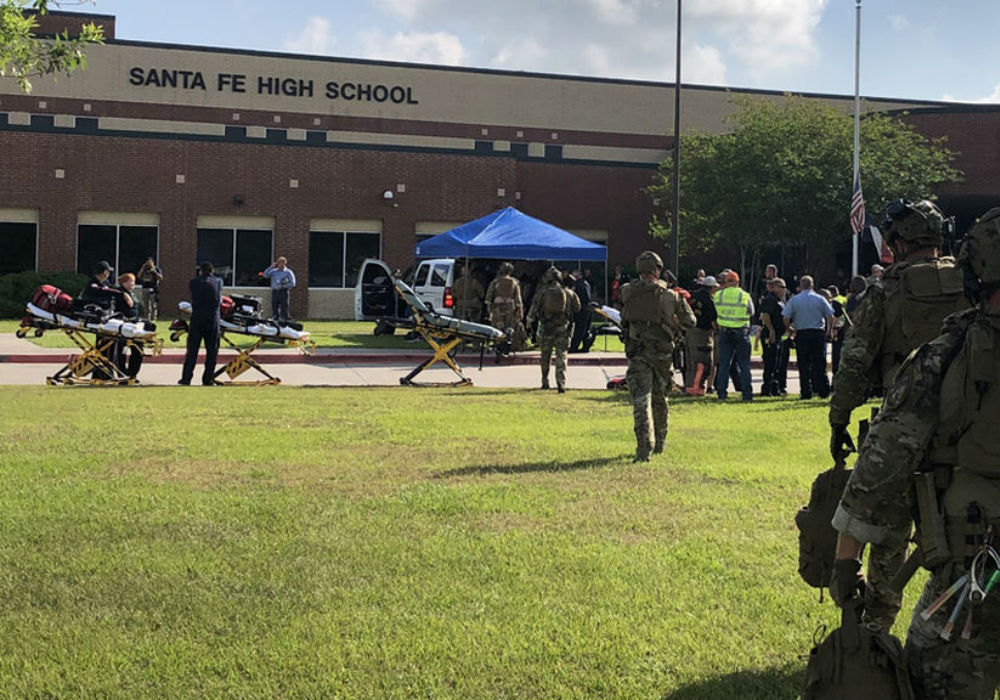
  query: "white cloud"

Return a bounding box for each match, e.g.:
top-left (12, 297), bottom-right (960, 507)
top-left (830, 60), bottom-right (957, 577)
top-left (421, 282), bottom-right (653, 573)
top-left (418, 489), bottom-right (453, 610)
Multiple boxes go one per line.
top-left (283, 17), bottom-right (335, 56)
top-left (887, 14), bottom-right (911, 32)
top-left (941, 83), bottom-right (1000, 103)
top-left (359, 30), bottom-right (467, 65)
top-left (684, 42), bottom-right (727, 86)
top-left (587, 0), bottom-right (639, 26)
top-left (689, 0), bottom-right (826, 75)
top-left (347, 0), bottom-right (828, 86)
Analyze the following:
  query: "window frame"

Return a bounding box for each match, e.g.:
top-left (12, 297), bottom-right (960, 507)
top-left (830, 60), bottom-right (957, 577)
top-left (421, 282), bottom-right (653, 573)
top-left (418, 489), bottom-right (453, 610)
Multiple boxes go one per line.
top-left (0, 220), bottom-right (39, 274)
top-left (76, 222), bottom-right (159, 277)
top-left (307, 229), bottom-right (382, 289)
top-left (195, 227), bottom-right (274, 287)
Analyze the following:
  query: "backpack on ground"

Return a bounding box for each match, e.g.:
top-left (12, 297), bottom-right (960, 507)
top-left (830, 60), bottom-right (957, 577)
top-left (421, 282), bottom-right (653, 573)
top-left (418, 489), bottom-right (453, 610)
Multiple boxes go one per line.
top-left (800, 606), bottom-right (914, 700)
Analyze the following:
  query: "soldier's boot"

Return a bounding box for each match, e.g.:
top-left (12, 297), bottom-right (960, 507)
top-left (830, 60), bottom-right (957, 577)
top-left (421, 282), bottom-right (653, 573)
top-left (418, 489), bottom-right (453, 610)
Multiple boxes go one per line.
top-left (540, 362), bottom-right (550, 389)
top-left (557, 385), bottom-right (565, 394)
top-left (684, 363), bottom-right (706, 395)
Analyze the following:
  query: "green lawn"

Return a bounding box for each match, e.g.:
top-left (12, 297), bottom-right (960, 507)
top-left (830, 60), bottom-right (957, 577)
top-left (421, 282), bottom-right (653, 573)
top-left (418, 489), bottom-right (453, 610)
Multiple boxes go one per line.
top-left (0, 388), bottom-right (906, 699)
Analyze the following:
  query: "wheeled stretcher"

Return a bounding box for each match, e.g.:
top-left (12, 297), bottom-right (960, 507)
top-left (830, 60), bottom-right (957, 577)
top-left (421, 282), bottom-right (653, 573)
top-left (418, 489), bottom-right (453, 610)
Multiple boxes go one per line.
top-left (170, 295), bottom-right (316, 385)
top-left (18, 299), bottom-right (162, 386)
top-left (391, 279), bottom-right (508, 386)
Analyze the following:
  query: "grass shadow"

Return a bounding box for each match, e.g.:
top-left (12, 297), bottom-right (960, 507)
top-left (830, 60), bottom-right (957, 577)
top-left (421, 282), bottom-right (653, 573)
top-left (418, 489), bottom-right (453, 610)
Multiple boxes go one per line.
top-left (434, 455), bottom-right (628, 478)
top-left (662, 664), bottom-right (803, 700)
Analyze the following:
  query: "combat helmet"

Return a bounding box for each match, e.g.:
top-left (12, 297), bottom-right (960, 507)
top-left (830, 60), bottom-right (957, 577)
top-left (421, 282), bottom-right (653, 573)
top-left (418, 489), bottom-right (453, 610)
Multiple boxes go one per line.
top-left (959, 207), bottom-right (1000, 286)
top-left (498, 261), bottom-right (514, 275)
top-left (635, 251), bottom-right (664, 274)
top-left (883, 199), bottom-right (946, 248)
top-left (542, 266), bottom-right (562, 283)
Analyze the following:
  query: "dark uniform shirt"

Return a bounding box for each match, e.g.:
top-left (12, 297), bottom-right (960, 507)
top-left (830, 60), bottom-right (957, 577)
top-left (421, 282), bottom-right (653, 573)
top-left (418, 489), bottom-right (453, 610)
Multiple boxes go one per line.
top-left (189, 274), bottom-right (223, 325)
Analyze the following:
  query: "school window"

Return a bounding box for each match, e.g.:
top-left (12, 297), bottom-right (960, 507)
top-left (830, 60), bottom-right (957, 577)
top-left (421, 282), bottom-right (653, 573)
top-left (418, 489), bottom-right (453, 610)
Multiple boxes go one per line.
top-left (77, 222), bottom-right (158, 277)
top-left (0, 220), bottom-right (37, 274)
top-left (196, 227), bottom-right (273, 286)
top-left (308, 230), bottom-right (380, 288)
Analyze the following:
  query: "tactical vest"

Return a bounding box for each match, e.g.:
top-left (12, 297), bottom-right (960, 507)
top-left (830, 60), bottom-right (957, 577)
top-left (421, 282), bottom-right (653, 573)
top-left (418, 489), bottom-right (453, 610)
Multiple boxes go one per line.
top-left (453, 276), bottom-right (481, 306)
top-left (540, 284), bottom-right (569, 320)
top-left (715, 286), bottom-right (751, 328)
top-left (879, 258), bottom-right (967, 388)
top-left (621, 280), bottom-right (677, 342)
top-left (491, 276), bottom-right (517, 305)
top-left (929, 316), bottom-right (1000, 479)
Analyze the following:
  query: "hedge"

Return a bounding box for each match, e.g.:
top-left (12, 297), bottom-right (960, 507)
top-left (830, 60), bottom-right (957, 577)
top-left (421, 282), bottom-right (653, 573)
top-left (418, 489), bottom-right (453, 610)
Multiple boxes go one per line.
top-left (0, 271), bottom-right (89, 318)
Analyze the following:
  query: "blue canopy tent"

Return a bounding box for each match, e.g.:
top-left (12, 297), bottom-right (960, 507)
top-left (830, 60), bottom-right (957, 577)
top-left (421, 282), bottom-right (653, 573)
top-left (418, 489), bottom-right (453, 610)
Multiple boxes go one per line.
top-left (414, 207), bottom-right (606, 262)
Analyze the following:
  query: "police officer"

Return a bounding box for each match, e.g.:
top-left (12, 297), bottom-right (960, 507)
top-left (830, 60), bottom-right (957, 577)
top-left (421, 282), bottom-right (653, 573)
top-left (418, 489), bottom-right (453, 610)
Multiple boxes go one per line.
top-left (526, 267), bottom-right (580, 393)
top-left (829, 199), bottom-right (970, 628)
top-left (179, 261), bottom-right (223, 386)
top-left (621, 251), bottom-right (696, 462)
top-left (830, 208), bottom-right (1000, 699)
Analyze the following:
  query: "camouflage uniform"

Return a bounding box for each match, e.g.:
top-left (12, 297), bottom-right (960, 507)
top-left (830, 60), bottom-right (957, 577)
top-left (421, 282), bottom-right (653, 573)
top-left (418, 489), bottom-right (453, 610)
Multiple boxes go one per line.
top-left (485, 266), bottom-right (524, 349)
top-left (830, 202), bottom-right (970, 627)
top-left (833, 209), bottom-right (1000, 699)
top-left (453, 271), bottom-right (485, 322)
top-left (527, 270), bottom-right (581, 391)
top-left (621, 255), bottom-right (696, 462)
top-left (833, 309), bottom-right (1000, 699)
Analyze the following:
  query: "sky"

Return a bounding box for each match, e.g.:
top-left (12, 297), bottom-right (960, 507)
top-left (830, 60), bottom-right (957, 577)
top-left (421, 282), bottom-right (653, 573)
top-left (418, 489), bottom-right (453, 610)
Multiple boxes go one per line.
top-left (68, 0), bottom-right (1000, 104)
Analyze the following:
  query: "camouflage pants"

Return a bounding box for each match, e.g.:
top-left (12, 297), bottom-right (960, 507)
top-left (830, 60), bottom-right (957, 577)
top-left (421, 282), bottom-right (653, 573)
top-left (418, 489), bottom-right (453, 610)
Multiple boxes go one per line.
top-left (538, 322), bottom-right (570, 388)
top-left (864, 540), bottom-right (906, 630)
top-left (490, 305), bottom-right (525, 350)
top-left (905, 569), bottom-right (1000, 700)
top-left (626, 349), bottom-right (672, 460)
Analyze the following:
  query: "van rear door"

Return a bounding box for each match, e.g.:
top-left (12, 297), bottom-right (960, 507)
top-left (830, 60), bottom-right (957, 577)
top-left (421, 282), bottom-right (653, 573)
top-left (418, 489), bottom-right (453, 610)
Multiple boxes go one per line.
top-left (355, 259), bottom-right (397, 321)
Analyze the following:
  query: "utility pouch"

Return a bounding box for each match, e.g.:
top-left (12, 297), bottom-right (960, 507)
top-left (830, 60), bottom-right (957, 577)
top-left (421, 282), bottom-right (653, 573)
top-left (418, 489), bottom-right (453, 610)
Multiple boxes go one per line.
top-left (800, 605), bottom-right (914, 700)
top-left (914, 471), bottom-right (950, 569)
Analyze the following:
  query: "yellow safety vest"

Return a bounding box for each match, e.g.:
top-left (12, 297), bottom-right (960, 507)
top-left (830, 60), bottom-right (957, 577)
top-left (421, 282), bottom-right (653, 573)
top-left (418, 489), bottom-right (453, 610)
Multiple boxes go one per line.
top-left (715, 286), bottom-right (751, 328)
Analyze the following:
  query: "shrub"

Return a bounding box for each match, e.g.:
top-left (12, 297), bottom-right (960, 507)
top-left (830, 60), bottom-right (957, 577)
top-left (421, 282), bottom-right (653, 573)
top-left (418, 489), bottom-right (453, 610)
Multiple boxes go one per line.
top-left (0, 271), bottom-right (89, 318)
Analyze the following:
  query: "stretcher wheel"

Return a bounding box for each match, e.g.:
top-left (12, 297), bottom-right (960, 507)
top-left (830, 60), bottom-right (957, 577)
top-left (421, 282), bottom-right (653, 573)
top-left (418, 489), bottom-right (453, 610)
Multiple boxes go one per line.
top-left (34, 328), bottom-right (45, 337)
top-left (15, 327), bottom-right (28, 338)
top-left (170, 332), bottom-right (181, 342)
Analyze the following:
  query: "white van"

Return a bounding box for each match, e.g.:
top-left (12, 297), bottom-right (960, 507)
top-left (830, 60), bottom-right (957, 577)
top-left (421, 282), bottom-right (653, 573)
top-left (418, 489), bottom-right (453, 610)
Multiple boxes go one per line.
top-left (355, 258), bottom-right (456, 319)
top-left (355, 258), bottom-right (457, 332)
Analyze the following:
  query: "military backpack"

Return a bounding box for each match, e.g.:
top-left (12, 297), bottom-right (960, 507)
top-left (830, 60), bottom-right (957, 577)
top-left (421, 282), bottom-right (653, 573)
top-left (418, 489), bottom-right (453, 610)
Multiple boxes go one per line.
top-left (800, 606), bottom-right (914, 700)
top-left (795, 461), bottom-right (852, 590)
top-left (540, 284), bottom-right (569, 319)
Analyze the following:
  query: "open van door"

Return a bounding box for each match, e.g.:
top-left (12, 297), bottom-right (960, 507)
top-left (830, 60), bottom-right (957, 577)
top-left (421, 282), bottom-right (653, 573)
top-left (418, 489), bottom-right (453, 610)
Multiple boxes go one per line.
top-left (355, 259), bottom-right (411, 333)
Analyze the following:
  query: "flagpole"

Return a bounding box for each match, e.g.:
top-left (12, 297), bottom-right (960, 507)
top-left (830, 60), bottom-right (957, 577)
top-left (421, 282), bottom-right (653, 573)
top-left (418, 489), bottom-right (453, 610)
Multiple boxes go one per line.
top-left (670, 0), bottom-right (682, 277)
top-left (852, 0), bottom-right (862, 278)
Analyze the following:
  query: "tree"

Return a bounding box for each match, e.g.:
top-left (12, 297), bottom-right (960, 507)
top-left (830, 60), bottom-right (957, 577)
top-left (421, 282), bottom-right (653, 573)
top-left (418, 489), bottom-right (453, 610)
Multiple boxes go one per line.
top-left (1, 0), bottom-right (103, 93)
top-left (647, 95), bottom-right (962, 286)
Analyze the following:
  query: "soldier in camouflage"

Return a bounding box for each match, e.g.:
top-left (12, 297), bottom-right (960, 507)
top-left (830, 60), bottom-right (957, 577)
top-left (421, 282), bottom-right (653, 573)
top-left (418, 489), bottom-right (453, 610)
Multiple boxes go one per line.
top-left (830, 208), bottom-right (1000, 700)
top-left (485, 262), bottom-right (525, 349)
top-left (621, 251), bottom-right (696, 463)
top-left (453, 262), bottom-right (485, 322)
top-left (829, 199), bottom-right (971, 628)
top-left (526, 267), bottom-right (581, 392)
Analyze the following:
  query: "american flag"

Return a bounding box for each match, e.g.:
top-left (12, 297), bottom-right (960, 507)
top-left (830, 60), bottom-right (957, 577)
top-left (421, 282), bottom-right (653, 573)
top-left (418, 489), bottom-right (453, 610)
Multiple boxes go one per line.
top-left (850, 175), bottom-right (866, 236)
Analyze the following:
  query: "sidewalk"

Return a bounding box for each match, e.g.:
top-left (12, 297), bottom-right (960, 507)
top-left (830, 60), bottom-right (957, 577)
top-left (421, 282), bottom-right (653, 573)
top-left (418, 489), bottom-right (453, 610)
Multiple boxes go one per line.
top-left (0, 332), bottom-right (799, 391)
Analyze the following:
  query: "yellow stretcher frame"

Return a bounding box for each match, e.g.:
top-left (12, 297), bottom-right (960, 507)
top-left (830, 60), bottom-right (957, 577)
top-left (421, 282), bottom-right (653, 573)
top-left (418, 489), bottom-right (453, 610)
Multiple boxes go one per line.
top-left (17, 320), bottom-right (163, 386)
top-left (400, 326), bottom-right (473, 387)
top-left (170, 323), bottom-right (317, 386)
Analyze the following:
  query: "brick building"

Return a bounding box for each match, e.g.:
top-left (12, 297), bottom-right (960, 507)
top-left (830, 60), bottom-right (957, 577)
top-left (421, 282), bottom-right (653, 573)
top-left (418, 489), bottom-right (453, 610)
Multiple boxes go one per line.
top-left (0, 10), bottom-right (991, 316)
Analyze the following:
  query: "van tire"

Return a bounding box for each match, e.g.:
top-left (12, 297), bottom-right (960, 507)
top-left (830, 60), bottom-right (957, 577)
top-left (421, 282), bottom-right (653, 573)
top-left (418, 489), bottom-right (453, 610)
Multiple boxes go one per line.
top-left (373, 320), bottom-right (396, 336)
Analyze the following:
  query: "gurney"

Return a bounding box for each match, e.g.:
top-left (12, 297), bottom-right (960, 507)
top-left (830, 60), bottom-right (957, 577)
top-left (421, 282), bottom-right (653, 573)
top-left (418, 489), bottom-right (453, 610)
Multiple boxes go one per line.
top-left (392, 279), bottom-right (507, 386)
top-left (17, 284), bottom-right (161, 386)
top-left (169, 294), bottom-right (316, 385)
top-left (586, 304), bottom-right (629, 390)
